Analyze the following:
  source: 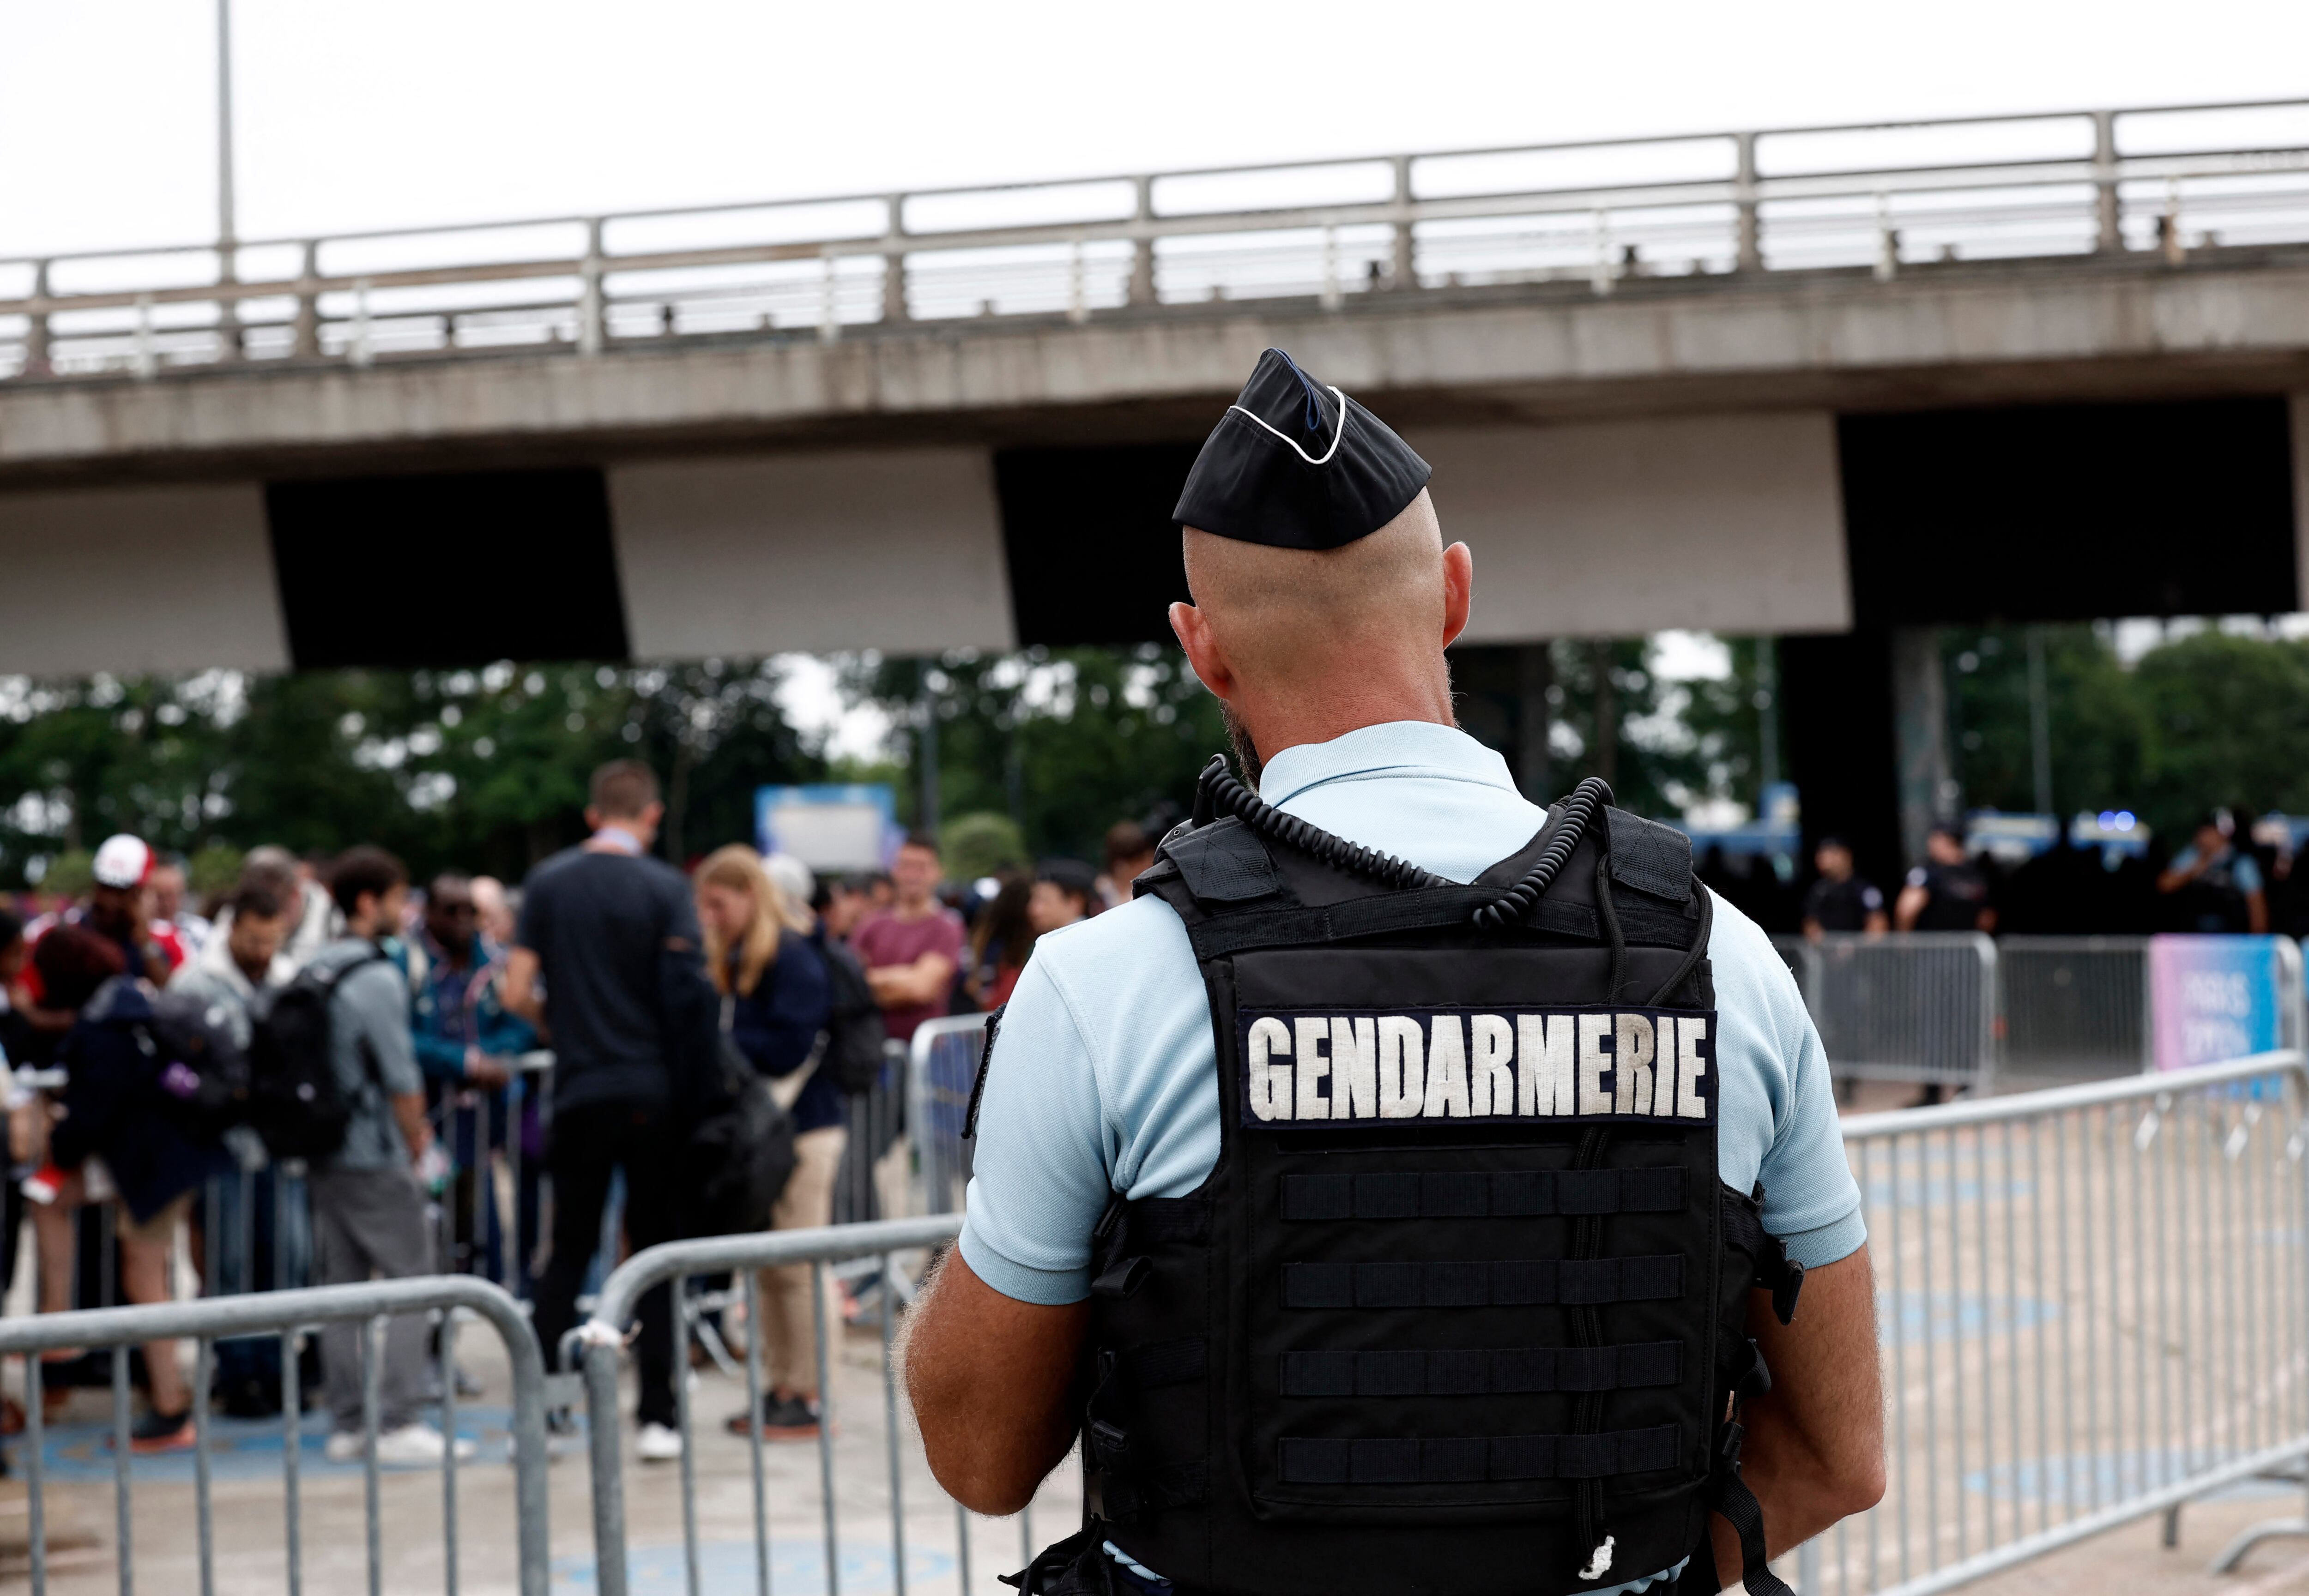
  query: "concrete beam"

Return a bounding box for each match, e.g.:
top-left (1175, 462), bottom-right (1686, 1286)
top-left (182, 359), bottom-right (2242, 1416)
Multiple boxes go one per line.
top-left (1418, 412), bottom-right (1850, 642)
top-left (7, 255), bottom-right (2309, 481)
top-left (607, 449), bottom-right (1015, 658)
top-left (0, 483), bottom-right (288, 675)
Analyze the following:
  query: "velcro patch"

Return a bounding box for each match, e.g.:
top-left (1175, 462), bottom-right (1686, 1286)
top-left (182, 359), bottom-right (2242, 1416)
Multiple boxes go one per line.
top-left (1237, 1006), bottom-right (1717, 1128)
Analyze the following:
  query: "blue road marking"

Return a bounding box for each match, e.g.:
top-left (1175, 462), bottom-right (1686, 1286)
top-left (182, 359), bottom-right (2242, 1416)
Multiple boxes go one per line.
top-left (1877, 1290), bottom-right (2060, 1341)
top-left (21, 1404), bottom-right (524, 1483)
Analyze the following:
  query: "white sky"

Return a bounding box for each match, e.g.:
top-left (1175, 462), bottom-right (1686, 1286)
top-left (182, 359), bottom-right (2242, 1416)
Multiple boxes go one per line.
top-left (5, 0), bottom-right (2309, 257)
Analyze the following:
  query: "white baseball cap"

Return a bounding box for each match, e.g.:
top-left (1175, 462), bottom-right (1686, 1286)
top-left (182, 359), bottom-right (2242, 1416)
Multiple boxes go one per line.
top-left (765, 852), bottom-right (817, 913)
top-left (92, 834), bottom-right (153, 891)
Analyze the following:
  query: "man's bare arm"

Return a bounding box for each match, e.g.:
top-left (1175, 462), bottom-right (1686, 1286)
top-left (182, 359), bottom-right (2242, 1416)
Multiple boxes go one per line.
top-left (502, 947), bottom-right (543, 1025)
top-left (1711, 1244), bottom-right (1886, 1588)
top-left (391, 1091), bottom-right (434, 1162)
top-left (1892, 886), bottom-right (1926, 932)
top-left (901, 1248), bottom-right (1089, 1515)
top-left (868, 952), bottom-right (957, 1010)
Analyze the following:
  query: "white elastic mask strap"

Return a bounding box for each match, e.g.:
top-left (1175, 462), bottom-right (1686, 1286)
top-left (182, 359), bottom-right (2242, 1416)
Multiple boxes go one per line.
top-left (1227, 385), bottom-right (1349, 466)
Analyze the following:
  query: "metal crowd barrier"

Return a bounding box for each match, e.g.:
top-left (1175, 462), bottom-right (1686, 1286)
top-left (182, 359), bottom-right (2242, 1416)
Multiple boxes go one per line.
top-left (1994, 937), bottom-right (2152, 1078)
top-left (909, 1015), bottom-right (992, 1218)
top-left (426, 1048), bottom-right (555, 1297)
top-left (1803, 1048), bottom-right (2309, 1594)
top-left (1772, 934), bottom-right (2307, 1086)
top-left (522, 1037), bottom-right (2309, 1596)
top-left (577, 1213), bottom-right (1039, 1596)
top-left (1794, 933), bottom-right (2001, 1091)
top-left (830, 1041), bottom-right (912, 1229)
top-left (0, 1275), bottom-right (550, 1596)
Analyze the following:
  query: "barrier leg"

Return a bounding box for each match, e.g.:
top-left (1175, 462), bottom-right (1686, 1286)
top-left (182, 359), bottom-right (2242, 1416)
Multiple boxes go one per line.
top-left (2211, 1461), bottom-right (2309, 1572)
top-left (586, 1338), bottom-right (631, 1596)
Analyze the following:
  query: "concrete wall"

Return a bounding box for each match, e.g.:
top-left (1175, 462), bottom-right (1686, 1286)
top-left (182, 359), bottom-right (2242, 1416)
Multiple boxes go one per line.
top-left (606, 447), bottom-right (1016, 657)
top-left (0, 483), bottom-right (288, 675)
top-left (1417, 412), bottom-right (1850, 642)
top-left (0, 415), bottom-right (1851, 672)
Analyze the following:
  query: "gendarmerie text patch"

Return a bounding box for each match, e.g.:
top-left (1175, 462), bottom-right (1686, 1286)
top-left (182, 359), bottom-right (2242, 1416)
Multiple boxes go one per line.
top-left (1235, 1006), bottom-right (1718, 1128)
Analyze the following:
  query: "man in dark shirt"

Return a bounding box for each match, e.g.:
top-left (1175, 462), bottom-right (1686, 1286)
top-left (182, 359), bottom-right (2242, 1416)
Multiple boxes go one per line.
top-left (504, 759), bottom-right (707, 1464)
top-left (2156, 815), bottom-right (2269, 933)
top-left (1896, 825), bottom-right (1997, 934)
top-left (1802, 836), bottom-right (1888, 940)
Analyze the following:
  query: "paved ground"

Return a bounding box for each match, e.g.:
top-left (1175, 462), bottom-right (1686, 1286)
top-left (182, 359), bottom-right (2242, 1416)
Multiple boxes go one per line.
top-left (0, 1301), bottom-right (1077, 1596)
top-left (5, 1073), bottom-right (2306, 1595)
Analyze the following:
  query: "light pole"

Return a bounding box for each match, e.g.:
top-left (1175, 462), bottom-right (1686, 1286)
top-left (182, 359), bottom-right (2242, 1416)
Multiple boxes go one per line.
top-left (216, 0), bottom-right (239, 358)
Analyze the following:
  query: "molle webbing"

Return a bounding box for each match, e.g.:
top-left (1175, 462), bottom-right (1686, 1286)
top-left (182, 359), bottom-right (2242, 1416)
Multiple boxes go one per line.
top-left (1281, 1168), bottom-right (1686, 1222)
top-left (1281, 1256), bottom-right (1684, 1309)
top-left (1278, 1425), bottom-right (1680, 1485)
top-left (1129, 1338), bottom-right (1210, 1390)
top-left (1282, 1342), bottom-right (1681, 1397)
top-left (1182, 889), bottom-right (1698, 961)
top-left (1125, 1198), bottom-right (1210, 1246)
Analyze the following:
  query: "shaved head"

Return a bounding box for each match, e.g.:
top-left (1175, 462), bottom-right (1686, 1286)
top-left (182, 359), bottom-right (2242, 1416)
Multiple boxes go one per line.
top-left (1170, 489), bottom-right (1472, 782)
top-left (1182, 490), bottom-right (1448, 684)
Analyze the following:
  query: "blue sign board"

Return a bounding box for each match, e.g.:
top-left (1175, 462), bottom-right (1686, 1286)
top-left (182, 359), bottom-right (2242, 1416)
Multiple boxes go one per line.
top-left (755, 784), bottom-right (898, 873)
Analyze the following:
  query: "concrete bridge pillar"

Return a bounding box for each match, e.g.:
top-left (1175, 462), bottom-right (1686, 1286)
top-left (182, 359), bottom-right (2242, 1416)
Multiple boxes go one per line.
top-left (1892, 626), bottom-right (1955, 870)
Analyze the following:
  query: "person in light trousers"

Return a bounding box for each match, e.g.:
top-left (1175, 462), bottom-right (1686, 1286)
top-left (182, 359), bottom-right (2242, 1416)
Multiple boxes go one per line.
top-left (694, 845), bottom-right (840, 1439)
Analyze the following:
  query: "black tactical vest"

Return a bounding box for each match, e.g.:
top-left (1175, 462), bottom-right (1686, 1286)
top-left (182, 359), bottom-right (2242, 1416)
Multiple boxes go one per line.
top-left (1006, 765), bottom-right (1802, 1596)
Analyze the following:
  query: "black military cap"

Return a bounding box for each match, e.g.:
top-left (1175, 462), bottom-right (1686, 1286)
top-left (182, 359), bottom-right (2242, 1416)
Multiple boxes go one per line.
top-left (1172, 348), bottom-right (1432, 551)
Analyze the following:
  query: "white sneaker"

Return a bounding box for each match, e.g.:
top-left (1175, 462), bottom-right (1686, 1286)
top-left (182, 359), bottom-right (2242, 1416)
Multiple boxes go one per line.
top-left (636, 1421), bottom-right (683, 1462)
top-left (326, 1424), bottom-right (478, 1465)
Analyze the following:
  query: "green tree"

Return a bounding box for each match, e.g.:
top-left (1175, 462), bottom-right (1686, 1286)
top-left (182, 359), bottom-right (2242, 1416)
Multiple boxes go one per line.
top-left (0, 659), bottom-right (825, 888)
top-left (1942, 626), bottom-right (2147, 820)
top-left (942, 812), bottom-right (1029, 881)
top-left (2132, 631), bottom-right (2309, 837)
top-left (1541, 639), bottom-right (1711, 819)
top-left (1672, 637), bottom-right (1782, 817)
top-left (851, 645), bottom-right (1228, 861)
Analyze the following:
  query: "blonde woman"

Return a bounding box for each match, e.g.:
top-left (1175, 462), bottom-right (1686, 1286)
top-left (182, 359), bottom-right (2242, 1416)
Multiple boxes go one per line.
top-left (693, 844), bottom-right (840, 1439)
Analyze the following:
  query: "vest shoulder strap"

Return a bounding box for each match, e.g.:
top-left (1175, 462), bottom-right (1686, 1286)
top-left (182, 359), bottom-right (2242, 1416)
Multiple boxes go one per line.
top-left (1604, 807), bottom-right (1695, 905)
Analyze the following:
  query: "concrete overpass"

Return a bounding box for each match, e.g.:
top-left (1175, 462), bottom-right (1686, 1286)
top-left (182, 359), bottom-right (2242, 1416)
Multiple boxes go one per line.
top-left (5, 98), bottom-right (2309, 874)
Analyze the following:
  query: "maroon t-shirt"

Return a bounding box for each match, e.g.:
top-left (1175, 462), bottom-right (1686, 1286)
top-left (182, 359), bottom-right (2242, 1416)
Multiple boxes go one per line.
top-left (851, 908), bottom-right (966, 1043)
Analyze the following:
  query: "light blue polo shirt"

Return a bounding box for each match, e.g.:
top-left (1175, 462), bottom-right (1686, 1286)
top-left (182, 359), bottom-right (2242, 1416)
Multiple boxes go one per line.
top-left (960, 721), bottom-right (1864, 1595)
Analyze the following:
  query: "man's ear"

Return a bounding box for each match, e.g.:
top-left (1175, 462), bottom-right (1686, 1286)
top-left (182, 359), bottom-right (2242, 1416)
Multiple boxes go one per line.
top-left (1170, 601), bottom-right (1236, 701)
top-left (1440, 541), bottom-right (1474, 650)
top-left (642, 801), bottom-right (666, 831)
top-left (583, 806), bottom-right (603, 833)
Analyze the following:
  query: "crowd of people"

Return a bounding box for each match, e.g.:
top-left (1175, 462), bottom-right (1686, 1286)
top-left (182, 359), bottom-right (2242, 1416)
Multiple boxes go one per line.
top-left (1705, 807), bottom-right (2304, 942)
top-left (0, 760), bottom-right (1162, 1470)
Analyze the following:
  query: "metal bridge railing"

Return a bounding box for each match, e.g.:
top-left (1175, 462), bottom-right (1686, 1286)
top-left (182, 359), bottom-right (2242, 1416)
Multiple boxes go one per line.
top-left (0, 1274), bottom-right (551, 1596)
top-left (7, 96), bottom-right (2309, 379)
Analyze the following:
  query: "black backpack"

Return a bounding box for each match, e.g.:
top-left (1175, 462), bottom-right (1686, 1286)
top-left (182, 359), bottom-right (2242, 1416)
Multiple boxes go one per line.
top-left (815, 933), bottom-right (889, 1094)
top-left (247, 952), bottom-right (380, 1162)
top-left (687, 1036), bottom-right (799, 1236)
top-left (138, 987), bottom-right (254, 1141)
top-left (660, 937), bottom-right (798, 1235)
